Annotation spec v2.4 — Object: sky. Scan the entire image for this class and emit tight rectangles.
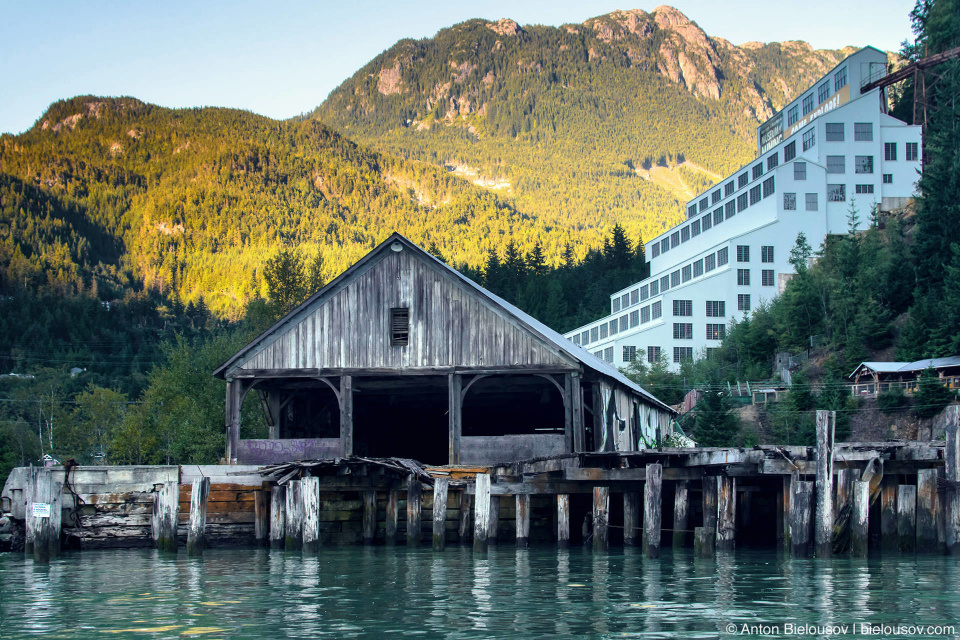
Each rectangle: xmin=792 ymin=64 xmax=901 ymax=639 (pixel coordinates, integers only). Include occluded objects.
xmin=0 ymin=0 xmax=917 ymax=135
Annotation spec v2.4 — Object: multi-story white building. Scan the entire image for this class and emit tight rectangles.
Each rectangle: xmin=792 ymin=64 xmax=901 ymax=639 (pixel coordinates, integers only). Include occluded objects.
xmin=565 ymin=47 xmax=922 ymax=371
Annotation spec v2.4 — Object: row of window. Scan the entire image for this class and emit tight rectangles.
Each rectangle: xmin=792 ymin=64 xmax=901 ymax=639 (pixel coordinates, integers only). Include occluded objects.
xmin=885 ymin=142 xmax=919 ymax=162
xmin=624 ymin=345 xmax=695 ymax=364
xmin=736 ymin=269 xmax=777 ymax=286
xmin=672 ymin=323 xmax=728 ymax=341
xmin=825 ymin=155 xmax=875 ymax=174
xmin=686 ymin=152 xmax=781 ymax=220
xmin=786 ymin=66 xmax=847 ymax=127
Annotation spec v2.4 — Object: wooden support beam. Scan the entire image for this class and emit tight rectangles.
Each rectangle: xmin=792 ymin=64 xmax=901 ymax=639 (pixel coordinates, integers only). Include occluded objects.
xmin=385 ymin=488 xmax=399 ymax=546
xmin=474 ymin=474 xmax=491 ymax=553
xmin=946 ymin=409 xmax=960 ymax=555
xmin=488 ymin=495 xmax=500 ymax=545
xmin=30 ymin=468 xmax=54 ymax=563
xmin=433 ymin=478 xmax=449 ymax=551
xmin=851 ymin=480 xmax=870 ymax=557
xmin=702 ymin=476 xmax=718 ymax=533
xmin=516 ymin=494 xmax=530 ymax=549
xmin=593 ymin=486 xmax=610 ymax=552
xmin=254 ymin=489 xmax=269 ymax=547
xmin=458 ymin=491 xmax=472 ymax=544
xmin=563 ymin=373 xmax=574 ymax=453
xmin=815 ymin=410 xmax=835 ymax=558
xmin=571 ymin=374 xmax=584 ymax=453
xmin=834 ymin=468 xmax=854 ymax=552
xmin=153 ymin=480 xmax=179 ymax=552
xmin=186 ymin=476 xmax=210 ymax=556
xmin=694 ymin=526 xmax=715 ymax=558
xmin=791 ymin=481 xmax=814 ymax=558
xmin=673 ymin=481 xmax=689 ymax=548
xmin=557 ymin=494 xmax=570 ymax=549
xmin=362 ymin=490 xmax=377 ymax=546
xmin=916 ymin=469 xmax=941 ymax=553
xmin=339 ymin=375 xmax=354 ymax=457
xmin=623 ymin=493 xmax=640 ymax=547
xmin=880 ymin=476 xmax=898 ymax=552
xmin=644 ymin=464 xmax=662 ymax=558
xmin=717 ymin=476 xmax=735 ymax=552
xmin=24 ymin=467 xmax=36 ymax=557
xmin=406 ymin=475 xmax=422 ymax=548
xmin=269 ymin=485 xmax=286 ymax=550
xmin=448 ymin=374 xmax=462 ymax=465
xmin=285 ymin=480 xmax=304 ymax=551
xmin=225 ymin=379 xmax=241 ymax=464
xmin=897 ymin=485 xmax=917 ymax=553
xmin=302 ymin=476 xmax=320 ymax=553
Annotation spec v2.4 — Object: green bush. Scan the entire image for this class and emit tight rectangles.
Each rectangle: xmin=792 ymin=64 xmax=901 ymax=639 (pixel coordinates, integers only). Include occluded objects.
xmin=877 ymin=386 xmax=907 ymax=414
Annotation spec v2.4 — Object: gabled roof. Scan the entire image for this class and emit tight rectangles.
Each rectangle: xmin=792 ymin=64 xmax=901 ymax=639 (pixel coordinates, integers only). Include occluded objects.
xmin=849 ymin=356 xmax=960 ymax=379
xmin=214 ymin=232 xmax=676 ymax=414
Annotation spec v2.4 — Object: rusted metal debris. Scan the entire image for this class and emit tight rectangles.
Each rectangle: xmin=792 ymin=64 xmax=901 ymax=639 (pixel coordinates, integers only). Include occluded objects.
xmin=257 ymin=457 xmax=435 ymax=486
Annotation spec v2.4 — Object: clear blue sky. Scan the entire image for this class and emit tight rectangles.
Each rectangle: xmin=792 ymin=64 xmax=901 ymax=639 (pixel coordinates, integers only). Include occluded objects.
xmin=0 ymin=0 xmax=916 ymax=135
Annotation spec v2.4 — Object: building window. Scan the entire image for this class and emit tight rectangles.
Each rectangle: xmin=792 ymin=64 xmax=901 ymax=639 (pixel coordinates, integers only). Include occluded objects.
xmin=693 ymin=259 xmax=704 ymax=277
xmin=827 ymin=184 xmax=846 ymax=202
xmin=621 ymin=293 xmax=630 ymax=308
xmin=673 ymin=299 xmax=693 ymax=316
xmin=661 ymin=275 xmax=670 ymax=291
xmin=681 ymin=225 xmax=691 ymax=242
xmin=752 ymin=163 xmax=763 ymax=180
xmin=650 ymin=280 xmax=659 ymax=296
xmin=805 ymin=193 xmax=819 ymax=211
xmin=737 ymin=193 xmax=749 ymax=212
xmin=581 ymin=330 xmax=589 ymax=344
xmin=631 ymin=289 xmax=639 ymax=305
xmin=706 ymin=347 xmax=719 ymax=360
xmin=682 ymin=265 xmax=692 ymax=282
xmin=619 ymin=315 xmax=628 ymax=332
xmin=855 ymin=156 xmax=874 ymax=174
xmin=390 ymin=308 xmax=410 ymax=346
xmin=834 ymin=66 xmax=847 ymax=92
xmin=714 ymin=207 xmax=724 ymax=226
xmin=855 ymin=184 xmax=875 ymax=194
xmin=711 ymin=189 xmax=721 ymax=204
xmin=854 ymin=122 xmax=873 ymax=141
xmin=671 ymin=270 xmax=681 ymax=287
xmin=640 ymin=285 xmax=649 ymax=301
xmin=594 ymin=350 xmax=603 ymax=358
xmin=761 ymin=269 xmax=775 ymax=286
xmin=671 ymin=231 xmax=680 ymax=248
xmin=885 ymin=142 xmax=897 ymax=161
xmin=827 ymin=155 xmax=845 ymax=174
xmin=706 ymin=300 xmax=725 ymax=317
xmin=802 ymin=129 xmax=816 ymax=151
xmin=697 ymin=198 xmax=707 ymax=212
xmin=630 ymin=310 xmax=639 ymax=327
xmin=738 ymin=294 xmax=751 ymax=311
xmin=705 ymin=254 xmax=716 ymax=272
xmin=661 ymin=238 xmax=670 ymax=255
xmin=604 ymin=347 xmax=614 ymax=363
xmin=706 ymin=324 xmax=726 ymax=340
xmin=737 ymin=245 xmax=750 ymax=262
xmin=763 ymin=177 xmax=775 ymax=198
xmin=818 ymin=82 xmax=831 ymax=103
xmin=717 ymin=247 xmax=729 ymax=266
xmin=724 ymin=181 xmax=735 ymax=197
xmin=906 ymin=142 xmax=919 ymax=161
xmin=802 ymin=93 xmax=814 ymax=115
xmin=767 ymin=153 xmax=779 ymax=171
xmin=647 ymin=346 xmax=661 ymax=364
xmin=691 ymin=219 xmax=701 ymax=238
xmin=623 ymin=345 xmax=637 ymax=362
xmin=572 ymin=335 xmax=580 ymax=346
xmin=687 ymin=204 xmax=698 ymax=219
xmin=737 ymin=269 xmax=751 ymax=286
xmin=784 ymin=141 xmax=796 ymax=161
xmin=787 ymin=105 xmax=799 ymax=126
xmin=738 ymin=173 xmax=749 ymax=189
xmin=761 ymin=246 xmax=774 ymax=263
xmin=883 ymin=174 xmax=893 ymax=184
xmin=794 ymin=162 xmax=807 ymax=180
xmin=612 ymin=298 xmax=621 ymax=313
xmin=750 ymin=185 xmax=761 ymax=205
xmin=674 ymin=346 xmax=693 ymax=363
xmin=701 ymin=212 xmax=713 ymax=232
xmin=591 ymin=327 xmax=599 ymax=342
xmin=825 ymin=123 xmax=844 ymax=141
xmin=651 ymin=301 xmax=662 ymax=319
xmin=641 ymin=306 xmax=651 ymax=323
xmin=600 ymin=324 xmax=608 ymax=339
xmin=784 ymin=192 xmax=797 ymax=210
xmin=651 ymin=243 xmax=660 ymax=258
xmin=673 ymin=322 xmax=693 ymax=339
xmin=725 ymin=201 xmax=736 ymax=218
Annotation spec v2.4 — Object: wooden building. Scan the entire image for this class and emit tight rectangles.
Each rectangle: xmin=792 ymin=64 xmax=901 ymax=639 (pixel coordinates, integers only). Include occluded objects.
xmin=214 ymin=233 xmax=676 ymax=466
xmin=849 ymin=356 xmax=960 ymax=396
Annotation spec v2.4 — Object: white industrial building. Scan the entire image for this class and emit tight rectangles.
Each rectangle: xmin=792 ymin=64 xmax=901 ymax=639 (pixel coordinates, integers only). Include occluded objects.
xmin=565 ymin=47 xmax=922 ymax=371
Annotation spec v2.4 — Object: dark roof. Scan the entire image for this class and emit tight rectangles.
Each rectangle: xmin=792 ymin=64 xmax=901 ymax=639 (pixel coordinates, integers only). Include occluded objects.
xmin=214 ymin=232 xmax=676 ymax=414
xmin=849 ymin=356 xmax=960 ymax=379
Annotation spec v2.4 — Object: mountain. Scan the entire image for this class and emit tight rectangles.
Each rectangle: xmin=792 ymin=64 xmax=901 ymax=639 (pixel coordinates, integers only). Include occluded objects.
xmin=313 ymin=6 xmax=854 ymax=243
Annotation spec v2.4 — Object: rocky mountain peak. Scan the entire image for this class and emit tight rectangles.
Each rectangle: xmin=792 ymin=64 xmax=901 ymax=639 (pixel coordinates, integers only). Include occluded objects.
xmin=487 ymin=18 xmax=522 ymax=37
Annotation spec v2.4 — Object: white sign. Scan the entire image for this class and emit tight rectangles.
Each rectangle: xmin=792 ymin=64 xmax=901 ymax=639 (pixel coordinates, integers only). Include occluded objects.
xmin=31 ymin=502 xmax=51 ymax=518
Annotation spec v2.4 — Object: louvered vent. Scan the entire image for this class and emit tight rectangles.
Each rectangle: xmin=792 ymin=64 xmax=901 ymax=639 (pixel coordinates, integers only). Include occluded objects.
xmin=390 ymin=307 xmax=409 ymax=346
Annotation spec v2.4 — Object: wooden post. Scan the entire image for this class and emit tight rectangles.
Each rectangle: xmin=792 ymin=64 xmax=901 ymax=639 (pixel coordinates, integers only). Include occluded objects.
xmin=458 ymin=490 xmax=471 ymax=544
xmin=515 ymin=493 xmax=530 ymax=548
xmin=31 ymin=468 xmax=53 ymax=563
xmin=302 ymin=476 xmax=320 ymax=553
xmin=339 ymin=375 xmax=354 ymax=457
xmin=834 ymin=468 xmax=854 ymax=552
xmin=269 ymin=485 xmax=286 ymax=550
xmin=563 ymin=374 xmax=574 ymax=453
xmin=694 ymin=526 xmax=715 ymax=558
xmin=593 ymin=486 xmax=610 ymax=552
xmin=815 ymin=410 xmax=835 ymax=558
xmin=48 ymin=477 xmax=62 ymax=559
xmin=254 ymin=488 xmax=270 ymax=547
xmin=851 ymin=480 xmax=870 ymax=557
xmin=474 ymin=474 xmax=491 ymax=553
xmin=285 ymin=480 xmax=304 ymax=551
xmin=488 ymin=495 xmax=500 ymax=545
xmin=946 ymin=410 xmax=960 ymax=555
xmin=644 ymin=464 xmax=662 ymax=558
xmin=385 ymin=488 xmax=399 ymax=546
xmin=362 ymin=490 xmax=377 ymax=546
xmin=433 ymin=478 xmax=449 ymax=551
xmin=897 ymin=485 xmax=917 ymax=553
xmin=673 ymin=481 xmax=689 ymax=548
xmin=557 ymin=494 xmax=570 ymax=549
xmin=702 ymin=476 xmax=718 ymax=533
xmin=153 ymin=480 xmax=179 ymax=553
xmin=225 ymin=379 xmax=241 ymax=464
xmin=407 ymin=475 xmax=422 ymax=547
xmin=781 ymin=473 xmax=796 ymax=551
xmin=880 ymin=476 xmax=898 ymax=552
xmin=791 ymin=481 xmax=814 ymax=558
xmin=623 ymin=493 xmax=640 ymax=547
xmin=448 ymin=374 xmax=462 ymax=465
xmin=917 ymin=469 xmax=941 ymax=553
xmin=24 ymin=467 xmax=36 ymax=557
xmin=717 ymin=476 xmax=735 ymax=552
xmin=571 ymin=374 xmax=583 ymax=453
xmin=186 ymin=476 xmax=210 ymax=556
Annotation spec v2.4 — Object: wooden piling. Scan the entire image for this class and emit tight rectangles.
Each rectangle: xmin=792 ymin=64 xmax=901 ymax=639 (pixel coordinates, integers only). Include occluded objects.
xmin=385 ymin=488 xmax=399 ymax=546
xmin=644 ymin=464 xmax=662 ymax=558
xmin=791 ymin=481 xmax=814 ymax=558
xmin=406 ymin=475 xmax=422 ymax=548
xmin=302 ymin=476 xmax=320 ymax=553
xmin=285 ymin=479 xmax=303 ymax=551
xmin=717 ymin=476 xmax=735 ymax=552
xmin=916 ymin=469 xmax=941 ymax=553
xmin=488 ymin=495 xmax=500 ymax=545
xmin=23 ymin=467 xmax=36 ymax=556
xmin=673 ymin=481 xmax=689 ymax=549
xmin=897 ymin=485 xmax=917 ymax=553
xmin=48 ymin=477 xmax=62 ymax=559
xmin=31 ymin=469 xmax=54 ymax=563
xmin=515 ymin=493 xmax=530 ymax=549
xmin=815 ymin=410 xmax=835 ymax=558
xmin=880 ymin=476 xmax=898 ymax=552
xmin=269 ymin=485 xmax=286 ymax=550
xmin=557 ymin=493 xmax=570 ymax=549
xmin=694 ymin=526 xmax=715 ymax=558
xmin=623 ymin=493 xmax=640 ymax=547
xmin=851 ymin=480 xmax=870 ymax=557
xmin=186 ymin=476 xmax=210 ymax=556
xmin=474 ymin=473 xmax=491 ymax=553
xmin=254 ymin=488 xmax=269 ymax=547
xmin=152 ymin=480 xmax=179 ymax=552
xmin=458 ymin=491 xmax=472 ymax=544
xmin=946 ymin=410 xmax=960 ymax=555
xmin=362 ymin=490 xmax=377 ymax=546
xmin=834 ymin=468 xmax=854 ymax=551
xmin=702 ymin=476 xmax=718 ymax=532
xmin=433 ymin=478 xmax=449 ymax=551
xmin=593 ymin=486 xmax=610 ymax=552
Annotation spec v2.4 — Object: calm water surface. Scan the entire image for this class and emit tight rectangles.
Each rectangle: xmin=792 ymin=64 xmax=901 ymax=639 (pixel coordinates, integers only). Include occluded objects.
xmin=2 ymin=547 xmax=959 ymax=639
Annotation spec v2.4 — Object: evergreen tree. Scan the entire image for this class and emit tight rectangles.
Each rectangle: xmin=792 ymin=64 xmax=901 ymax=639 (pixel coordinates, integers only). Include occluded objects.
xmin=914 ymin=367 xmax=955 ymax=419
xmin=692 ymin=390 xmax=740 ymax=447
xmin=526 ymin=241 xmax=547 ymax=275
xmin=263 ymin=248 xmax=307 ymax=318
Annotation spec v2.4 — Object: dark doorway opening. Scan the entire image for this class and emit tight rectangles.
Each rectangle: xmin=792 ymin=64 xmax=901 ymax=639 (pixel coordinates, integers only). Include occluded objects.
xmin=462 ymin=375 xmax=564 ymax=436
xmin=353 ymin=376 xmax=449 ymax=465
xmin=276 ymin=383 xmax=340 ymax=439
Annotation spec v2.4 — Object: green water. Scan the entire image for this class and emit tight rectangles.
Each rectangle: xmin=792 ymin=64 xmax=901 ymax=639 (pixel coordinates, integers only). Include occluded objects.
xmin=1 ymin=547 xmax=959 ymax=639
